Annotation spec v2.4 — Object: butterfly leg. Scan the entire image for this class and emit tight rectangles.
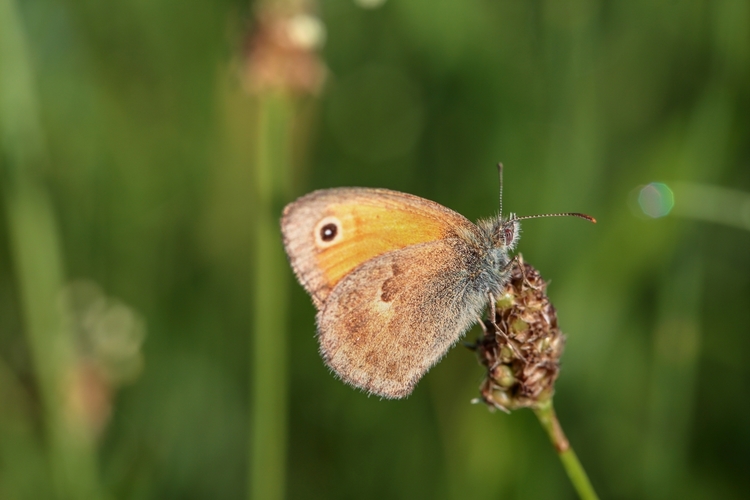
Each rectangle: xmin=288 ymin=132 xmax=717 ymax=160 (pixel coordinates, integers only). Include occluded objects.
xmin=499 ymin=255 xmax=521 ymax=288
xmin=462 ymin=316 xmax=487 ymax=351
xmin=514 ymin=254 xmax=528 ymax=284
xmin=500 ymin=253 xmax=522 ymax=277
xmin=487 ymin=291 xmax=526 ymax=361
xmin=507 ymin=254 xmax=542 ymax=290
xmin=477 ymin=316 xmax=488 ymax=334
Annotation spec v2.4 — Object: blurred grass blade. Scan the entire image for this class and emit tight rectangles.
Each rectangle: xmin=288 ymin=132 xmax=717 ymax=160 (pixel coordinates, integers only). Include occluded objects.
xmin=642 ymin=250 xmax=702 ymax=498
xmin=672 ymin=182 xmax=750 ymax=232
xmin=0 ymin=0 xmax=103 ymax=497
xmin=250 ymin=93 xmax=293 ymax=500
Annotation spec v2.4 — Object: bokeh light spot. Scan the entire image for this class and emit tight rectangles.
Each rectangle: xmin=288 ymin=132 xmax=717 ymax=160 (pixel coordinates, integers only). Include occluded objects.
xmin=638 ymin=182 xmax=674 ymax=218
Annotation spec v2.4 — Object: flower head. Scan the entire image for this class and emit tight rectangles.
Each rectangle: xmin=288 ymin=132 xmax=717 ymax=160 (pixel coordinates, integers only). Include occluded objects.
xmin=475 ymin=256 xmax=565 ymax=411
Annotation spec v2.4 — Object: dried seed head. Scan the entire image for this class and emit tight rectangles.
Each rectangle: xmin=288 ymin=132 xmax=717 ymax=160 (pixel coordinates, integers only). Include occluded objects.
xmin=476 ymin=256 xmax=565 ymax=411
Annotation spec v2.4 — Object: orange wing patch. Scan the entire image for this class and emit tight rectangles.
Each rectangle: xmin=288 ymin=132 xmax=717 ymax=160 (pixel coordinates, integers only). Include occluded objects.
xmin=315 ymin=203 xmax=452 ymax=291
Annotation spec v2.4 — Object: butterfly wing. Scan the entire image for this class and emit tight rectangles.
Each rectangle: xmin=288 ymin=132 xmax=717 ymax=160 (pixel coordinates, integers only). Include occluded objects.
xmin=281 ymin=188 xmax=475 ymax=307
xmin=317 ymin=239 xmax=487 ymax=398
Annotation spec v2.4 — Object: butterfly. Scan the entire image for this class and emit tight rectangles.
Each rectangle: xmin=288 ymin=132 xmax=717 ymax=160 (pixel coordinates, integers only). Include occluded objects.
xmin=281 ymin=165 xmax=594 ymax=398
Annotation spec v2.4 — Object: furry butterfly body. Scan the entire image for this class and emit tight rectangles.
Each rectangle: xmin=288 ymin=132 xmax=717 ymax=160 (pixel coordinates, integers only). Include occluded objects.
xmin=281 ymin=187 xmax=520 ymax=398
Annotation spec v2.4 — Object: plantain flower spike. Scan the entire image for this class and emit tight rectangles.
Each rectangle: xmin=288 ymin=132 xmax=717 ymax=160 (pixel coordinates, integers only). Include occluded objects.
xmin=475 ymin=255 xmax=565 ymax=412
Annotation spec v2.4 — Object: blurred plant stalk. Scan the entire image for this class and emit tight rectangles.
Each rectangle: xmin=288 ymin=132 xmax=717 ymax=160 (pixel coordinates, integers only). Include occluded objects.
xmin=0 ymin=0 xmax=103 ymax=497
xmin=642 ymin=251 xmax=702 ymax=498
xmin=672 ymin=182 xmax=750 ymax=232
xmin=244 ymin=2 xmax=325 ymax=500
xmin=250 ymin=93 xmax=291 ymax=500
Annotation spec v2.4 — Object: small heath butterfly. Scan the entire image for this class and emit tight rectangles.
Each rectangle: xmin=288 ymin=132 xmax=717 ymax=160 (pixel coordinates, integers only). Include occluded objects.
xmin=281 ymin=165 xmax=594 ymax=398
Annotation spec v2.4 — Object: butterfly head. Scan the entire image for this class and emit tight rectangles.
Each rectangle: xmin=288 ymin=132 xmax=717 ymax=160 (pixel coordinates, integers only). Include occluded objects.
xmin=492 ymin=215 xmax=521 ymax=252
xmin=485 ymin=162 xmax=594 ymax=255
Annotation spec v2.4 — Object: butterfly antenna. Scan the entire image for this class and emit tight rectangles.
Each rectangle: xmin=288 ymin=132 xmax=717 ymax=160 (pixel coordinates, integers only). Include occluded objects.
xmin=511 ymin=212 xmax=597 ymax=223
xmin=495 ymin=163 xmax=596 ymax=224
xmin=497 ymin=162 xmax=504 ymax=219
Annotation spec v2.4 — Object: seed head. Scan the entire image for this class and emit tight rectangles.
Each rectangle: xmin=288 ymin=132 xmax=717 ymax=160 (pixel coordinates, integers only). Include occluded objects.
xmin=243 ymin=7 xmax=327 ymax=95
xmin=475 ymin=256 xmax=565 ymax=411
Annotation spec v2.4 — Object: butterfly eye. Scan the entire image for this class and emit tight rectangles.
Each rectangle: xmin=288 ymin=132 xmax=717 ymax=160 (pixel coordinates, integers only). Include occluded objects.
xmin=320 ymin=223 xmax=338 ymax=242
xmin=503 ymin=226 xmax=514 ymax=246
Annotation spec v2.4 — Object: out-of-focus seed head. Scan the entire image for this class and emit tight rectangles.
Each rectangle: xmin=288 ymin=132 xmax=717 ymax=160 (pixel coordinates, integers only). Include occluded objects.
xmin=475 ymin=256 xmax=565 ymax=412
xmin=243 ymin=6 xmax=327 ymax=95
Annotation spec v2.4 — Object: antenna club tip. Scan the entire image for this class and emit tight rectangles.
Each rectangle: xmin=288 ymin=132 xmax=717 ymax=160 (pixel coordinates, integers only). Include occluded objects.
xmin=571 ymin=213 xmax=596 ymax=223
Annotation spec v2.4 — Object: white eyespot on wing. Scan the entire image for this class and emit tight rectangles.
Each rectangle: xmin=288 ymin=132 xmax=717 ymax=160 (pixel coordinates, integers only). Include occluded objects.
xmin=314 ymin=215 xmax=344 ymax=249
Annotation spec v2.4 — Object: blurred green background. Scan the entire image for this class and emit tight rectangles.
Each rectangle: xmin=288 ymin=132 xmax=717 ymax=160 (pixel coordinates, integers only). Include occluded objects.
xmin=2 ymin=0 xmax=749 ymax=499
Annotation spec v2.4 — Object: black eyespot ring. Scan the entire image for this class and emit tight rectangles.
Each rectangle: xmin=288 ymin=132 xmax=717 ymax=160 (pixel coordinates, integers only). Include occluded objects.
xmin=320 ymin=223 xmax=338 ymax=242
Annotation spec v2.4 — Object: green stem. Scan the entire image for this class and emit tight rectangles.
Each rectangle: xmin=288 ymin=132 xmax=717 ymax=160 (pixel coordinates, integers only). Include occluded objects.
xmin=0 ymin=0 xmax=103 ymax=498
xmin=249 ymin=92 xmax=293 ymax=500
xmin=534 ymin=401 xmax=599 ymax=500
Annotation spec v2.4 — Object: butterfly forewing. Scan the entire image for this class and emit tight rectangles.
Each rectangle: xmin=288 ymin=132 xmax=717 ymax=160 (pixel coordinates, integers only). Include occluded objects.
xmin=281 ymin=188 xmax=474 ymax=306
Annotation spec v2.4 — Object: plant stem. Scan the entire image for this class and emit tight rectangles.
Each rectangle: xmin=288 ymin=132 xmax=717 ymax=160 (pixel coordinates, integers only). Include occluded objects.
xmin=0 ymin=0 xmax=103 ymax=498
xmin=534 ymin=400 xmax=599 ymax=500
xmin=249 ymin=92 xmax=293 ymax=500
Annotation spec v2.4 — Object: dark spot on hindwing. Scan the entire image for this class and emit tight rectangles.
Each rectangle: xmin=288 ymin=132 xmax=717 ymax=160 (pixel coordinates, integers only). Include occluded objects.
xmin=380 ymin=262 xmax=402 ymax=302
